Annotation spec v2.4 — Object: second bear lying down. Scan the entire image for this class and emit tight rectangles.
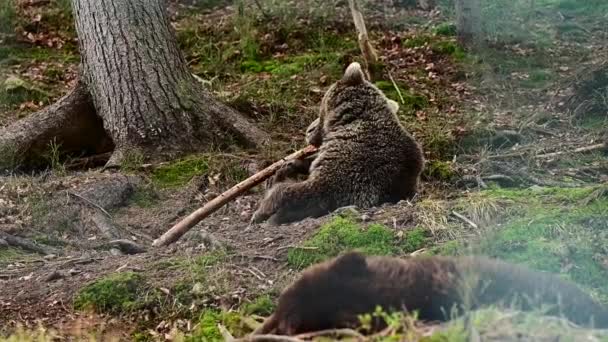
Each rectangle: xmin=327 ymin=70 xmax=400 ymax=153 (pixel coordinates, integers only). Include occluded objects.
xmin=255 ymin=251 xmax=608 ymax=335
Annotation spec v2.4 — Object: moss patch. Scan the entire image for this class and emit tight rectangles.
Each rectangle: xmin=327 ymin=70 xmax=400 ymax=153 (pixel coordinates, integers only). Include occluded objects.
xmin=287 ymin=217 xmax=429 ymax=269
xmin=73 ymin=272 xmax=149 ymax=314
xmin=242 ymin=295 xmax=275 ymax=316
xmin=431 ymin=41 xmax=467 ymax=60
xmin=0 ymin=247 xmax=30 ymax=264
xmin=151 ymin=156 xmax=209 ymax=188
xmin=186 ymin=310 xmax=245 ymax=341
xmin=433 ymin=22 xmax=457 ymax=37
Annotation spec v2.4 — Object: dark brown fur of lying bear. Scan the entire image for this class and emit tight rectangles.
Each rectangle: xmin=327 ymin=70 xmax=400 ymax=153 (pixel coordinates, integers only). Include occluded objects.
xmin=255 ymin=251 xmax=608 ymax=335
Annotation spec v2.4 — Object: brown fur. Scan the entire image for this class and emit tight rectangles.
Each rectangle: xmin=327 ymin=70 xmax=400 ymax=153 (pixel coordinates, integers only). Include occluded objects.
xmin=265 ymin=118 xmax=322 ymax=190
xmin=256 ymin=252 xmax=608 ymax=335
xmin=252 ymin=62 xmax=425 ymax=225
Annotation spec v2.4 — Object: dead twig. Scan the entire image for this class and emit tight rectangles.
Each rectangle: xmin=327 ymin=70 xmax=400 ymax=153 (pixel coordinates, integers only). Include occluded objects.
xmin=219 ymin=324 xmax=236 ymax=342
xmin=235 ymin=335 xmax=305 ymax=342
xmin=67 ymin=191 xmax=111 ymax=218
xmin=152 ymin=146 xmax=318 ymax=247
xmin=295 ymin=329 xmax=366 ymax=340
xmin=236 ymin=254 xmax=279 ymax=262
xmin=245 ymin=267 xmax=264 ymax=281
xmin=276 ymin=245 xmax=319 ymax=252
xmin=451 ymin=211 xmax=478 ymax=230
xmin=536 ymin=143 xmax=606 ymax=159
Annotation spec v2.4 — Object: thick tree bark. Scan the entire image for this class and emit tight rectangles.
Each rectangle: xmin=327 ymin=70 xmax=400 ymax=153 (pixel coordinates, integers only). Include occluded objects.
xmin=73 ymin=0 xmax=267 ymax=165
xmin=0 ymin=0 xmax=268 ymax=171
xmin=455 ymin=0 xmax=482 ymax=48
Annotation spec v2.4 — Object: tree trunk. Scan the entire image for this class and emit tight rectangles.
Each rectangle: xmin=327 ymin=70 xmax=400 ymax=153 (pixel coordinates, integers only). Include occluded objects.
xmin=455 ymin=0 xmax=482 ymax=48
xmin=0 ymin=0 xmax=268 ymax=171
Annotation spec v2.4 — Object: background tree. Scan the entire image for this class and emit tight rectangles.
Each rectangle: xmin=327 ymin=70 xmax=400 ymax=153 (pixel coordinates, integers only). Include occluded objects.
xmin=0 ymin=0 xmax=268 ymax=170
xmin=455 ymin=0 xmax=482 ymax=48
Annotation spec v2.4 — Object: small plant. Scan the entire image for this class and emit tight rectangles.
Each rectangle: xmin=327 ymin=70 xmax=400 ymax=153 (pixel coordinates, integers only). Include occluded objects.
xmin=120 ymin=150 xmax=145 ymax=171
xmin=0 ymin=142 xmax=21 ymax=172
xmin=424 ymin=160 xmax=456 ymax=182
xmin=45 ymin=138 xmax=66 ymax=174
xmin=242 ymin=295 xmax=275 ymax=316
xmin=73 ymin=272 xmax=147 ymax=314
xmin=434 ymin=22 xmax=457 ymax=36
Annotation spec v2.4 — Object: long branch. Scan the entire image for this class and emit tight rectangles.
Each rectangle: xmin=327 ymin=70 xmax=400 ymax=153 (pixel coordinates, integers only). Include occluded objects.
xmin=152 ymin=145 xmax=318 ymax=247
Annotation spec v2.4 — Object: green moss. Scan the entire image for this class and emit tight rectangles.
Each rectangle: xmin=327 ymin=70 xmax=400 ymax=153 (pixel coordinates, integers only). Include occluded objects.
xmin=73 ymin=272 xmax=147 ymax=314
xmin=433 ymin=23 xmax=457 ymax=37
xmin=424 ymin=160 xmax=456 ymax=181
xmin=242 ymin=295 xmax=275 ymax=316
xmin=431 ymin=41 xmax=467 ymax=60
xmin=240 ymin=52 xmax=343 ymax=77
xmin=151 ymin=156 xmax=209 ymax=188
xmin=287 ymin=217 xmax=430 ymax=269
xmin=186 ymin=310 xmax=244 ymax=341
xmin=287 ymin=217 xmax=396 ymax=269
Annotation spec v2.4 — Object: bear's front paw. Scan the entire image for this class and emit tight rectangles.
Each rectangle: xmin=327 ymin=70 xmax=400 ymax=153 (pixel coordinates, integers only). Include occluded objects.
xmin=250 ymin=208 xmax=271 ymax=224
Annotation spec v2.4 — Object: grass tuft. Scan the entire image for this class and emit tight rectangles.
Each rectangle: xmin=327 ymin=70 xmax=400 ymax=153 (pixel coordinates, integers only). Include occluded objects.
xmin=73 ymin=272 xmax=148 ymax=315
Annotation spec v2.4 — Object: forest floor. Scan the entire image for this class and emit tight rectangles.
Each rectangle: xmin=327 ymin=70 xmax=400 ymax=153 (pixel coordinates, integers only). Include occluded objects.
xmin=1 ymin=0 xmax=608 ymax=341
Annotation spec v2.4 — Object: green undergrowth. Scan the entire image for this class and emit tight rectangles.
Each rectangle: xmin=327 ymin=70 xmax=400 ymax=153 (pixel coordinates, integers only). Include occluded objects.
xmin=73 ymin=272 xmax=155 ymax=315
xmin=423 ymin=160 xmax=457 ymax=182
xmin=374 ymin=80 xmax=429 ymax=112
xmin=150 ymin=154 xmax=248 ymax=188
xmin=456 ymin=185 xmax=608 ymax=303
xmin=152 ymin=157 xmax=209 ymax=188
xmin=184 ymin=294 xmax=276 ymax=341
xmin=0 ymin=247 xmax=31 ymax=265
xmin=287 ymin=216 xmax=429 ymax=269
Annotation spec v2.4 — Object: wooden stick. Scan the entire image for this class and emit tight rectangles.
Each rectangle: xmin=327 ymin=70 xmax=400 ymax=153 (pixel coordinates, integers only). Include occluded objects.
xmin=152 ymin=145 xmax=318 ymax=247
xmin=536 ymin=143 xmax=606 ymax=159
xmin=348 ymin=0 xmax=379 ymax=81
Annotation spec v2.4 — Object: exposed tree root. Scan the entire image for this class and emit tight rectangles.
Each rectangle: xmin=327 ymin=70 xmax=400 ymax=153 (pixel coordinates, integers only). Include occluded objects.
xmin=0 ymin=231 xmax=57 ymax=255
xmin=0 ymin=80 xmax=113 ymax=171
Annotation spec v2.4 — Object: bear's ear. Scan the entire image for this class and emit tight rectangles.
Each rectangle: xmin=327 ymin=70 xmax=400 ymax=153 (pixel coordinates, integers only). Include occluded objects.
xmin=330 ymin=251 xmax=368 ymax=277
xmin=387 ymin=99 xmax=400 ymax=114
xmin=341 ymin=62 xmax=365 ymax=86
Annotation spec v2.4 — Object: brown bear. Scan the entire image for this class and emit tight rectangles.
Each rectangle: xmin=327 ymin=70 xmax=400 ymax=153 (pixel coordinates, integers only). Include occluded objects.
xmin=255 ymin=251 xmax=608 ymax=335
xmin=252 ymin=62 xmax=425 ymax=225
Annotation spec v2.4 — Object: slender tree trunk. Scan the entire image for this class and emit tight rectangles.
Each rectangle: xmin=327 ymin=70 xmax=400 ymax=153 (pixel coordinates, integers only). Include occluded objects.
xmin=0 ymin=0 xmax=268 ymax=171
xmin=455 ymin=0 xmax=482 ymax=48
